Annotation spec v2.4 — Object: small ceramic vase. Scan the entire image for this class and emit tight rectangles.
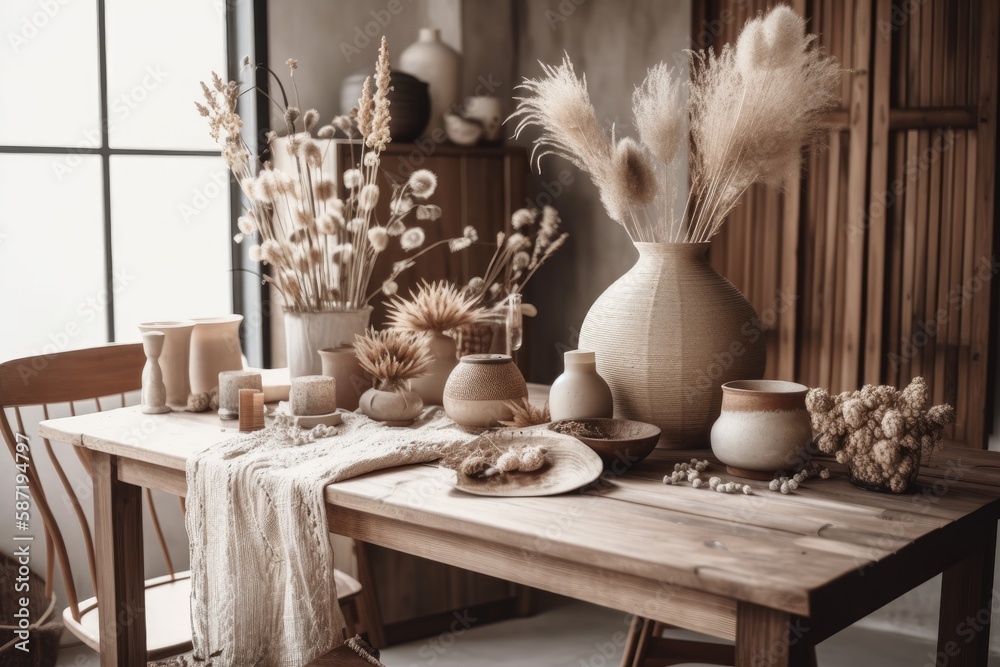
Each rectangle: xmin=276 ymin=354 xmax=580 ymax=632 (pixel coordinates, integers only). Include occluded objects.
xmin=189 ymin=315 xmax=244 ymax=396
xmin=319 ymin=344 xmax=366 ymax=412
xmin=549 ymin=350 xmax=614 ymax=421
xmin=710 ymin=380 xmax=813 ymax=479
xmin=443 ymin=354 xmax=528 ymax=428
xmin=138 ymin=320 xmax=193 ymax=408
xmin=410 ymin=332 xmax=458 ymax=406
xmin=359 ymin=382 xmax=423 ymax=426
xmin=140 ymin=332 xmax=170 ymax=414
xmin=463 ymin=96 xmax=503 ymax=142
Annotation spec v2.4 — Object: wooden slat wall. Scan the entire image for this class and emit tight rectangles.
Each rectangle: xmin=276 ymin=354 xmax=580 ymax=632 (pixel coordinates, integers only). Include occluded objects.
xmin=699 ymin=0 xmax=999 ymax=448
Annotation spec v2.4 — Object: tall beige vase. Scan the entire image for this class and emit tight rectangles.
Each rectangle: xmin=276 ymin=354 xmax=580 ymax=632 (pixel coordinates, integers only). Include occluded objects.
xmin=578 ymin=243 xmax=766 ymax=448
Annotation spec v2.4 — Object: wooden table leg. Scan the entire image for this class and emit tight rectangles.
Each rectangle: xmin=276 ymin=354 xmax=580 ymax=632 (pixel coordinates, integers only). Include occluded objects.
xmin=936 ymin=521 xmax=997 ymax=667
xmin=93 ymin=452 xmax=146 ymax=667
xmin=735 ymin=602 xmax=815 ymax=667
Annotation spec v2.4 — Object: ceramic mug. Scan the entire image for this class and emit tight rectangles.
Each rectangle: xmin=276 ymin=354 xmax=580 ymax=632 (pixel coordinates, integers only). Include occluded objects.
xmin=710 ymin=379 xmax=813 ymax=477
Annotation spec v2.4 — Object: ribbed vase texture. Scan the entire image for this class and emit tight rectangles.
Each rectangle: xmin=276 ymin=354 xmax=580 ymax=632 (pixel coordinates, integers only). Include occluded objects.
xmin=578 ymin=243 xmax=766 ymax=448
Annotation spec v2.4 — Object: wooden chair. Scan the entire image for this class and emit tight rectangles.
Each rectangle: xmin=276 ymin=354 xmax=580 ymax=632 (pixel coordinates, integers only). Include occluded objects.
xmin=0 ymin=344 xmax=371 ymax=661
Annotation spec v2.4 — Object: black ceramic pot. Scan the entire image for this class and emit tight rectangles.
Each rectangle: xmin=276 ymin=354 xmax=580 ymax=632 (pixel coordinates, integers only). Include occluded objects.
xmin=340 ymin=71 xmax=430 ymax=143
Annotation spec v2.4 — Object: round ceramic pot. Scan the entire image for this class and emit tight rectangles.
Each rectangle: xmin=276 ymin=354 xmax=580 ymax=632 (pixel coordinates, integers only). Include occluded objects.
xmin=285 ymin=307 xmax=372 ymax=379
xmin=549 ymin=350 xmax=614 ymax=421
xmin=138 ymin=320 xmax=194 ymax=408
xmin=710 ymin=380 xmax=813 ymax=478
xmin=189 ymin=315 xmax=244 ymax=396
xmin=410 ymin=332 xmax=458 ymax=407
xmin=443 ymin=354 xmax=528 ymax=428
xmin=340 ymin=72 xmax=430 ymax=142
xmin=578 ymin=243 xmax=766 ymax=448
xmin=359 ymin=385 xmax=423 ymax=426
xmin=319 ymin=344 xmax=366 ymax=412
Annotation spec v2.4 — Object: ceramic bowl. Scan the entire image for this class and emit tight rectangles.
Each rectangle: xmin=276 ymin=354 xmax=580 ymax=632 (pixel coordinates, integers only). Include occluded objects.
xmin=710 ymin=379 xmax=813 ymax=479
xmin=548 ymin=418 xmax=660 ymax=471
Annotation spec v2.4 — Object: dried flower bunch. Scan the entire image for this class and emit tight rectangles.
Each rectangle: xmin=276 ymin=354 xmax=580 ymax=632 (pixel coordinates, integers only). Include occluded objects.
xmin=385 ymin=280 xmax=486 ymax=334
xmin=196 ymin=38 xmax=473 ymax=313
xmin=511 ymin=5 xmax=841 ymax=243
xmin=806 ymin=377 xmax=955 ymax=492
xmin=498 ymin=399 xmax=551 ymax=428
xmin=439 ymin=433 xmax=547 ymax=478
xmin=353 ymin=327 xmax=432 ymax=389
xmin=466 ymin=206 xmax=568 ymax=308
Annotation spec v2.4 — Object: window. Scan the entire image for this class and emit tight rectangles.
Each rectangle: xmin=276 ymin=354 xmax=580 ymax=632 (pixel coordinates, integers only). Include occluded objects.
xmin=0 ymin=0 xmax=257 ymax=360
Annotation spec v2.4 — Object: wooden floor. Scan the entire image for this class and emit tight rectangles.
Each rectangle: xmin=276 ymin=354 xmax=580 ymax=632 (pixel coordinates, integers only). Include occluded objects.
xmin=58 ymin=598 xmax=1000 ymax=666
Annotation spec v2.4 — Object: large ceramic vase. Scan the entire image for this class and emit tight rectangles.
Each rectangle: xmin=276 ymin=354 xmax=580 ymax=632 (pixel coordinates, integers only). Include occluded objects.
xmin=285 ymin=307 xmax=372 ymax=379
xmin=400 ymin=28 xmax=460 ymax=135
xmin=577 ymin=243 xmax=766 ymax=448
xmin=410 ymin=332 xmax=458 ymax=406
xmin=189 ymin=315 xmax=244 ymax=395
xmin=138 ymin=320 xmax=194 ymax=409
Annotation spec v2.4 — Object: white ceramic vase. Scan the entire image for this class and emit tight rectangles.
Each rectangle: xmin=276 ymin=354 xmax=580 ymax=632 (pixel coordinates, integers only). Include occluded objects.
xmin=138 ymin=320 xmax=194 ymax=408
xmin=359 ymin=384 xmax=423 ymax=425
xmin=285 ymin=307 xmax=372 ymax=379
xmin=410 ymin=332 xmax=458 ymax=406
xmin=189 ymin=315 xmax=244 ymax=396
xmin=400 ymin=28 xmax=460 ymax=135
xmin=549 ymin=349 xmax=614 ymax=421
xmin=578 ymin=243 xmax=766 ymax=448
xmin=711 ymin=380 xmax=813 ymax=476
xmin=140 ymin=332 xmax=170 ymax=414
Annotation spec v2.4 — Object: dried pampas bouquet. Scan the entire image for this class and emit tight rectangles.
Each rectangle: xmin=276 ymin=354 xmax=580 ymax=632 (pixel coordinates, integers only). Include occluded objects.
xmin=385 ymin=280 xmax=486 ymax=335
xmin=354 ymin=327 xmax=432 ymax=390
xmin=510 ymin=5 xmax=841 ymax=243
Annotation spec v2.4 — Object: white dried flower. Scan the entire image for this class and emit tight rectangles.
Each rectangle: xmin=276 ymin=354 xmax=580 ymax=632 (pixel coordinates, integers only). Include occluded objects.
xmin=407 ymin=169 xmax=437 ymax=199
xmin=400 ymin=227 xmax=426 ymax=251
xmin=692 ymin=478 xmax=704 ymax=488
xmin=347 ymin=218 xmax=365 ymax=234
xmin=363 ymin=152 xmax=379 ymax=167
xmin=468 ymin=276 xmax=485 ymax=291
xmin=512 ymin=251 xmax=530 ymax=272
xmin=248 ymin=245 xmax=262 ymax=262
xmin=358 ymin=184 xmax=379 ymax=211
xmin=416 ymin=204 xmax=442 ymax=221
xmin=449 ymin=237 xmax=472 ymax=252
xmin=391 ymin=196 xmax=414 ymax=217
xmin=511 ymin=208 xmax=535 ymax=230
xmin=633 ymin=63 xmax=684 ymax=166
xmin=382 ymin=280 xmax=398 ymax=296
xmin=303 ymin=109 xmax=320 ymax=131
xmin=367 ymin=226 xmax=389 ymax=252
xmin=285 ymin=58 xmax=298 ymax=70
xmin=463 ymin=225 xmax=478 ymax=241
xmin=386 ymin=219 xmax=406 ymax=236
xmin=742 ymin=485 xmax=753 ymax=495
xmin=317 ymin=125 xmax=336 ymax=139
xmin=237 ymin=215 xmax=256 ymax=236
xmin=343 ymin=168 xmax=362 ymax=189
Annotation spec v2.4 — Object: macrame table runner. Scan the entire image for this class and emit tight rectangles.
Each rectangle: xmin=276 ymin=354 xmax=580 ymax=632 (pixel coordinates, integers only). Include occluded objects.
xmin=183 ymin=408 xmax=473 ymax=666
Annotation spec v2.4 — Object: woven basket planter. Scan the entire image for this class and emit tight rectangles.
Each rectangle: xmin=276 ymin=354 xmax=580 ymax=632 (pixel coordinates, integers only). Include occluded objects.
xmin=578 ymin=242 xmax=766 ymax=448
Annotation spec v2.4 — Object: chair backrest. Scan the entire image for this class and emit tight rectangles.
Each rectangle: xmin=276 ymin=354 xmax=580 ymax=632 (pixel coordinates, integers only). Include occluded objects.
xmin=0 ymin=343 xmax=180 ymax=623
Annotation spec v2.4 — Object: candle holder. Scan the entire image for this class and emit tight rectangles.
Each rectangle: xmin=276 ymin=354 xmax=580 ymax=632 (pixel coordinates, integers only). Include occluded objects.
xmin=219 ymin=370 xmax=263 ymax=420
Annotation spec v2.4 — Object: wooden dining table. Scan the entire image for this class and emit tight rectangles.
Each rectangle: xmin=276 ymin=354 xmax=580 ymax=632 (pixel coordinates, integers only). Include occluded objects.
xmin=39 ymin=386 xmax=1000 ymax=667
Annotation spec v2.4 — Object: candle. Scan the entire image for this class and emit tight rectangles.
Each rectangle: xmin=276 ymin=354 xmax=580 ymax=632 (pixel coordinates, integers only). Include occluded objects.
xmin=290 ymin=375 xmax=338 ymax=416
xmin=218 ymin=370 xmax=263 ymax=420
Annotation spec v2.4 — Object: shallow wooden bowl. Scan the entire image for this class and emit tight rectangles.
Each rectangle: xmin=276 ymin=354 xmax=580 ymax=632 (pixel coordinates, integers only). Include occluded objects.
xmin=548 ymin=418 xmax=660 ymax=470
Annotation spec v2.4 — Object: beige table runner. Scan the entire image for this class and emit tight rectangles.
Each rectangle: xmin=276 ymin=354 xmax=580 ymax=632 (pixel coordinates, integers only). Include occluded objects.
xmin=183 ymin=408 xmax=473 ymax=666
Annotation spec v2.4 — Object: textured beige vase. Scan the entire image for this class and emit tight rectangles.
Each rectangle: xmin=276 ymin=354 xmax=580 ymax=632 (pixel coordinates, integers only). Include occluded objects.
xmin=578 ymin=243 xmax=766 ymax=448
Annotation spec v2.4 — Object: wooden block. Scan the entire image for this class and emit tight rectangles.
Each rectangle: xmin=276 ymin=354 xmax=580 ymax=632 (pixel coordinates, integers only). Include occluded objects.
xmin=239 ymin=389 xmax=265 ymax=432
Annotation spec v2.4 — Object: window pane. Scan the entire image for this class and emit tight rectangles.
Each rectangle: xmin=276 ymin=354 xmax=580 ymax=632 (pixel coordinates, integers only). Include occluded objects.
xmin=110 ymin=156 xmax=232 ymax=341
xmin=0 ymin=0 xmax=101 ymax=147
xmin=105 ymin=1 xmax=226 ymax=150
xmin=0 ymin=155 xmax=107 ymax=359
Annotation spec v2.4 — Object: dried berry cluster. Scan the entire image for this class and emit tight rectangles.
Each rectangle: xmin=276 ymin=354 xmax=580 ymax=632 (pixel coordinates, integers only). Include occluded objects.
xmin=806 ymin=377 xmax=955 ymax=493
xmin=661 ymin=459 xmax=753 ymax=495
xmin=767 ymin=462 xmax=828 ymax=494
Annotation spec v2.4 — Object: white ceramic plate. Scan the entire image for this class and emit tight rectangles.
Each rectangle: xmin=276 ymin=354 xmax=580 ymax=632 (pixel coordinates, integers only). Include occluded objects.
xmin=443 ymin=430 xmax=604 ymax=497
